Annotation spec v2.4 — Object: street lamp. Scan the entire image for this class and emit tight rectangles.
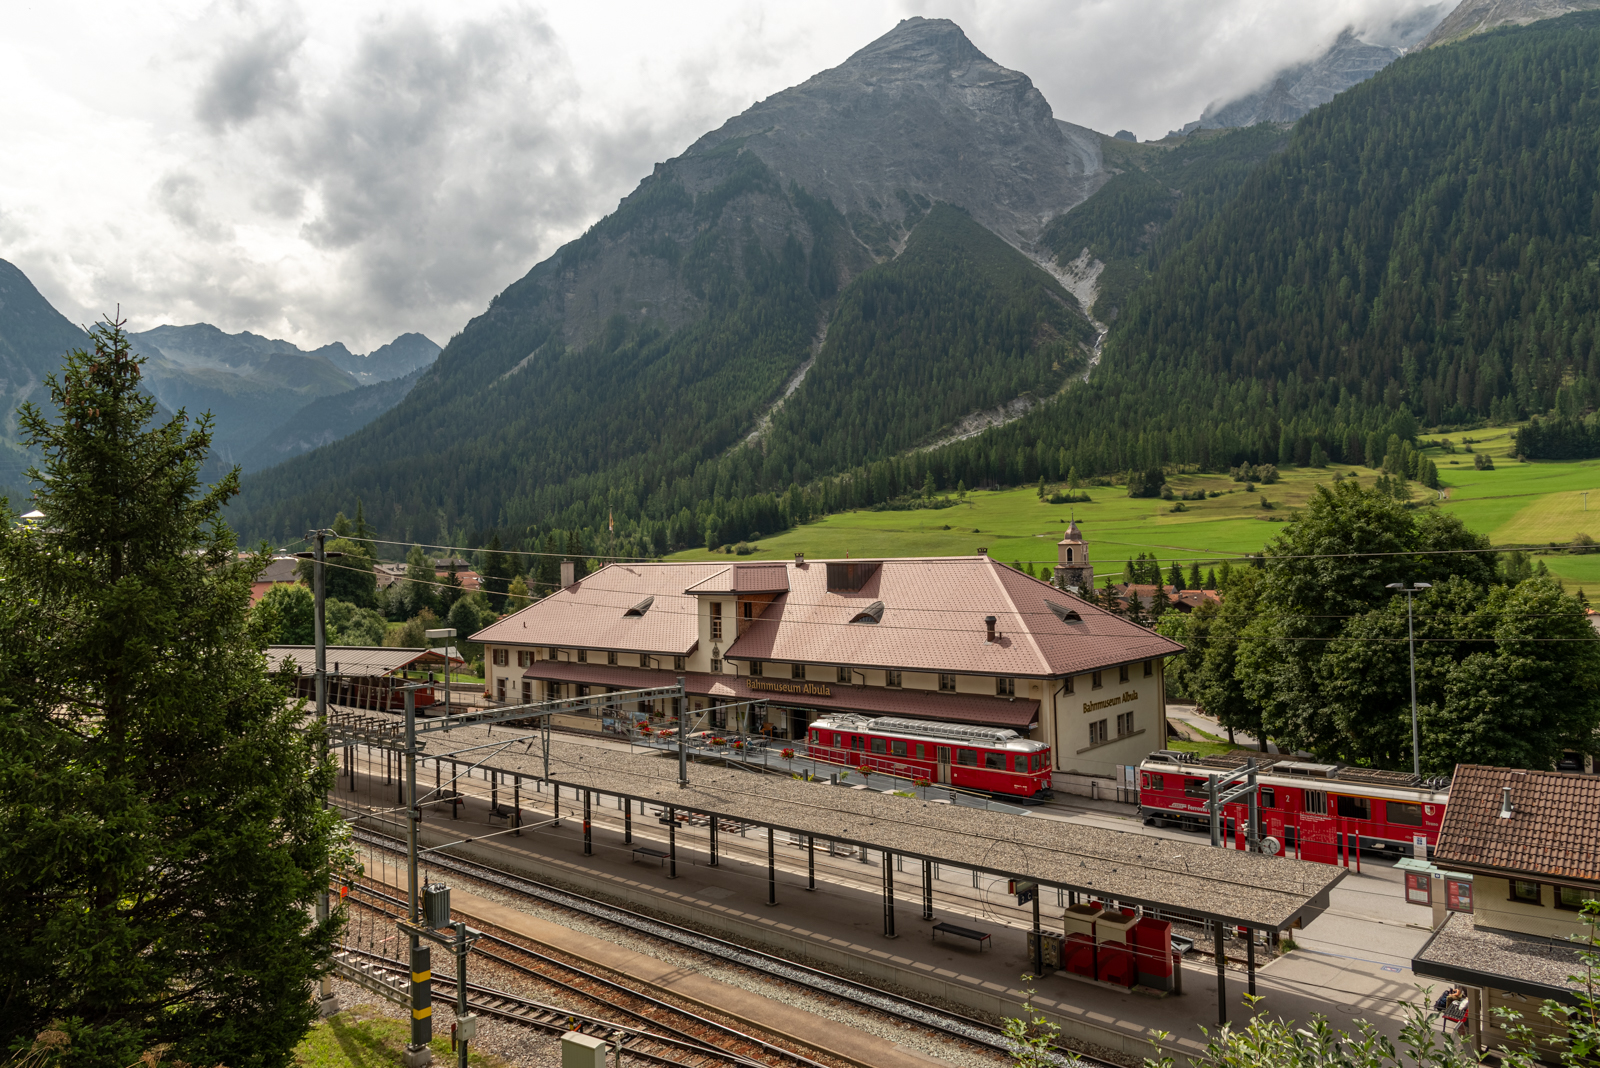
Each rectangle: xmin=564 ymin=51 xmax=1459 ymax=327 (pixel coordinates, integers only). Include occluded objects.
xmin=1386 ymin=581 xmax=1432 ymax=777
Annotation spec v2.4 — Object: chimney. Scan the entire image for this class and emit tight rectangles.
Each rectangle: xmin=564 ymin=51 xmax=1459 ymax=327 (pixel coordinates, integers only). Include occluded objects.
xmin=1498 ymin=786 xmax=1515 ymax=819
xmin=560 ymin=559 xmax=575 ymax=588
xmin=984 ymin=615 xmax=997 ymax=643
xmin=795 ymin=551 xmax=805 ymax=565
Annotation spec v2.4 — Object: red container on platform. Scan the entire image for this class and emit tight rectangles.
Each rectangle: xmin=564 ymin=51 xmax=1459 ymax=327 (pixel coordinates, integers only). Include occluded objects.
xmin=1131 ymin=917 xmax=1174 ymax=990
xmin=1063 ymin=933 xmax=1097 ymax=978
xmin=1096 ymin=943 xmax=1135 ymax=987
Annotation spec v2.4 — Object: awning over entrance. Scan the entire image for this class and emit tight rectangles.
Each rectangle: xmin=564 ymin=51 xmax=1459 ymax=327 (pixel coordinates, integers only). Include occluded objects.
xmin=523 ymin=662 xmax=1039 ymax=730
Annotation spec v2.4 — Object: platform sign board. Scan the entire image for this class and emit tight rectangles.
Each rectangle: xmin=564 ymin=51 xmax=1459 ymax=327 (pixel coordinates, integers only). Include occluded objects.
xmin=1009 ymin=879 xmax=1038 ymax=906
xmin=1446 ymin=878 xmax=1473 ymax=914
xmin=1404 ymin=871 xmax=1432 ymax=906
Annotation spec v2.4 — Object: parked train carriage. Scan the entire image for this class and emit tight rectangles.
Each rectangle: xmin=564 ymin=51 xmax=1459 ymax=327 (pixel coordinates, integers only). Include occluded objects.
xmin=805 ymin=713 xmax=1052 ymax=799
xmin=1136 ymin=751 xmax=1450 ymax=859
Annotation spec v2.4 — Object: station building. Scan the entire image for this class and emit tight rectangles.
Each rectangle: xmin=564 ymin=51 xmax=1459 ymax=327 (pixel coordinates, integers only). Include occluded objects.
xmin=472 ymin=549 xmax=1182 ymax=782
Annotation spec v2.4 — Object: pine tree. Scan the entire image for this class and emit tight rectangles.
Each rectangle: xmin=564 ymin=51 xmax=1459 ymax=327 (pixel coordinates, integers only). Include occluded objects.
xmin=482 ymin=531 xmax=511 ymax=611
xmin=1188 ymin=561 xmax=1203 ymax=589
xmin=1167 ymin=560 xmax=1184 ymax=591
xmin=1205 ymin=567 xmax=1217 ymax=590
xmin=0 ymin=318 xmax=340 ymax=1066
xmin=565 ymin=529 xmax=589 ymax=582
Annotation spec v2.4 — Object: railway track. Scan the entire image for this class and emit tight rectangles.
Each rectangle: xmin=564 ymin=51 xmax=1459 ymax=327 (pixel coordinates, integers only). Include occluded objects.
xmin=350 ymin=826 xmax=1114 ymax=1068
xmin=344 ymin=886 xmax=836 ymax=1068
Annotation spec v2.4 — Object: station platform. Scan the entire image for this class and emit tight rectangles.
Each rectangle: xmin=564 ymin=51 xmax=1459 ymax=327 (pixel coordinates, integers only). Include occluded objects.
xmin=334 ymin=747 xmax=1433 ymax=1062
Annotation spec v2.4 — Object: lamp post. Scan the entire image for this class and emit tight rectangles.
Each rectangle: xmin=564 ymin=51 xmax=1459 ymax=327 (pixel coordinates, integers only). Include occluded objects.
xmin=425 ymin=627 xmax=457 ymax=716
xmin=1386 ymin=581 xmax=1432 ymax=777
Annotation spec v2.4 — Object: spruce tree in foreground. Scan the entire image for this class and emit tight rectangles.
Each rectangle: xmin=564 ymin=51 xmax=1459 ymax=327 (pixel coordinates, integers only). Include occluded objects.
xmin=0 ymin=318 xmax=341 ymax=1067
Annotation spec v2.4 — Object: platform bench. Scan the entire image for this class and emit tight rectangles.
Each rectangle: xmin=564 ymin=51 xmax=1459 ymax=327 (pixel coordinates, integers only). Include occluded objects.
xmin=932 ymin=922 xmax=991 ymax=951
xmin=631 ymin=846 xmax=670 ymax=866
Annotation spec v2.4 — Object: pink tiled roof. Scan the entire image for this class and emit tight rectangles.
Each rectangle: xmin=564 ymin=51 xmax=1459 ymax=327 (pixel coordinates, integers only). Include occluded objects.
xmin=727 ymin=556 xmax=1181 ymax=677
xmin=1432 ymin=765 xmax=1600 ymax=883
xmin=472 ymin=562 xmax=725 ymax=654
xmin=525 ymin=660 xmax=1038 ymax=728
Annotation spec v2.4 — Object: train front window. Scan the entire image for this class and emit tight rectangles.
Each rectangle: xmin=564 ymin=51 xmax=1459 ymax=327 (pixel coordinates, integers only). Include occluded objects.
xmin=870 ymin=738 xmax=886 ymax=754
xmin=891 ymin=740 xmax=907 ymax=757
xmin=1336 ymin=795 xmax=1371 ymax=820
xmin=1144 ymin=772 xmax=1164 ymax=791
xmin=1387 ymin=801 xmax=1423 ymax=825
xmin=984 ymin=752 xmax=1006 ymax=769
xmin=957 ymin=749 xmax=978 ymax=766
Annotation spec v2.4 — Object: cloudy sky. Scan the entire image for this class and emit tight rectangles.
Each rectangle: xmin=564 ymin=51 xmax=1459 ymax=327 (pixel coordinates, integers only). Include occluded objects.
xmin=1 ymin=0 xmax=1451 ymax=353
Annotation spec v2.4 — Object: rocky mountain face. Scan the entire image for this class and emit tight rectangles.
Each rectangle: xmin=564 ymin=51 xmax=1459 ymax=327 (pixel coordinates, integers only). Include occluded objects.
xmin=1419 ymin=0 xmax=1600 ymax=46
xmin=1172 ymin=8 xmax=1448 ymax=135
xmin=322 ymin=332 xmax=440 ymax=385
xmin=519 ymin=16 xmax=1106 ymax=352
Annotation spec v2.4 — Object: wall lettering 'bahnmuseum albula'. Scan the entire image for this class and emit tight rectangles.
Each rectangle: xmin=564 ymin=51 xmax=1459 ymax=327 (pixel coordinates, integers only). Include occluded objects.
xmin=471 ymin=548 xmax=1182 ymax=787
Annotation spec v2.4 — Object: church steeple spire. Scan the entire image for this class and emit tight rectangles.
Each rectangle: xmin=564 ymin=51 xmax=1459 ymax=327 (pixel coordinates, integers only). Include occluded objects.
xmin=1053 ymin=522 xmax=1093 ymax=591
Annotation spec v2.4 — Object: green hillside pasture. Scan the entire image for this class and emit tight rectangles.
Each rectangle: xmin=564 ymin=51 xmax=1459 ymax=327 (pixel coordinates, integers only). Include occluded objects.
xmin=672 ymin=427 xmax=1600 ymax=587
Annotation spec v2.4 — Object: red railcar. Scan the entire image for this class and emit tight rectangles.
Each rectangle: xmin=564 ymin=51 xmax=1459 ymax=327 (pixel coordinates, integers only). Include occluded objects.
xmin=805 ymin=713 xmax=1052 ymax=800
xmin=1136 ymin=750 xmax=1450 ymax=861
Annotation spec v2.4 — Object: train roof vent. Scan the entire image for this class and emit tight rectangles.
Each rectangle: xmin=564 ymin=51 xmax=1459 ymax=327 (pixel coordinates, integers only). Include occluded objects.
xmin=1046 ymin=601 xmax=1082 ymax=623
xmin=1146 ymin=750 xmax=1197 ymax=765
xmin=811 ymin=713 xmax=875 ymax=730
xmin=1275 ymin=761 xmax=1339 ymax=778
xmin=624 ymin=596 xmax=655 ymax=617
xmin=870 ymin=717 xmax=1019 ymax=745
xmin=1335 ymin=766 xmax=1422 ymax=787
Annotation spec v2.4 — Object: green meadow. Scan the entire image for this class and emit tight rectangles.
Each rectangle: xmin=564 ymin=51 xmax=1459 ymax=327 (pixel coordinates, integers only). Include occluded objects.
xmin=669 ymin=426 xmax=1600 ymax=591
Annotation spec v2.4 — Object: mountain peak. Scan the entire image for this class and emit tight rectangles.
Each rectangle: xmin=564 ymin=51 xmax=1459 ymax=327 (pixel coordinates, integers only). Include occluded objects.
xmin=1419 ymin=0 xmax=1600 ymax=48
xmin=843 ymin=17 xmax=989 ymax=76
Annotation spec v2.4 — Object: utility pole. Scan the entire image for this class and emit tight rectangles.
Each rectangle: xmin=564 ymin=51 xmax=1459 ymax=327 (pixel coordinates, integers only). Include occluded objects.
xmin=300 ymin=528 xmax=340 ymax=1018
xmin=677 ymin=676 xmax=688 ymax=789
xmin=1386 ymin=582 xmax=1432 ymax=778
xmin=403 ymin=682 xmax=431 ymax=1068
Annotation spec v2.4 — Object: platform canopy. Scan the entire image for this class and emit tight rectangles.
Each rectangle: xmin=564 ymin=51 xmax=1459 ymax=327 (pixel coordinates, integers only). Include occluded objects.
xmin=423 ymin=724 xmax=1342 ymax=930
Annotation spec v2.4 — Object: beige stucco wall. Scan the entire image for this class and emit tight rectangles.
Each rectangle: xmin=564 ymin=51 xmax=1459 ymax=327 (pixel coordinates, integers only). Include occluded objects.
xmin=1050 ymin=661 xmax=1168 ymax=779
xmin=1472 ymin=875 xmax=1598 ymax=939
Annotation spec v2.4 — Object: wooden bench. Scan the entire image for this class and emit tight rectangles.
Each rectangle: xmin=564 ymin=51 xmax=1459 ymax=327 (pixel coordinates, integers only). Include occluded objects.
xmin=631 ymin=846 xmax=670 ymax=866
xmin=489 ymin=802 xmax=519 ymax=825
xmin=932 ymin=922 xmax=991 ymax=951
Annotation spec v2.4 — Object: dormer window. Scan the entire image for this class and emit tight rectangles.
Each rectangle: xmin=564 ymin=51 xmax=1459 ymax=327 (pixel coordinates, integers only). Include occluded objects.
xmin=849 ymin=600 xmax=884 ymax=624
xmin=624 ymin=596 xmax=654 ymax=617
xmin=996 ymin=677 xmax=1014 ymax=697
xmin=1047 ymin=601 xmax=1082 ymax=623
xmin=886 ymin=669 xmax=902 ymax=688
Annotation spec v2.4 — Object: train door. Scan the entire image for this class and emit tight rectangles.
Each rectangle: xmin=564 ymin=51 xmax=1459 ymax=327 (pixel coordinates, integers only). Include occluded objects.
xmin=936 ymin=746 xmax=952 ymax=785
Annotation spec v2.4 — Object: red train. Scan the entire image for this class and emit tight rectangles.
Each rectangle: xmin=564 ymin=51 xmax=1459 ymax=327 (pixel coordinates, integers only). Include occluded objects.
xmin=805 ymin=714 xmax=1052 ymax=800
xmin=1137 ymin=750 xmax=1451 ymax=861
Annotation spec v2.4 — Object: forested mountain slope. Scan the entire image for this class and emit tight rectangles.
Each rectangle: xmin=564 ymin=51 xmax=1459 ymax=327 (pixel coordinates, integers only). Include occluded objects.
xmin=924 ymin=10 xmax=1600 ymax=486
xmin=230 ymin=18 xmax=1104 ymax=545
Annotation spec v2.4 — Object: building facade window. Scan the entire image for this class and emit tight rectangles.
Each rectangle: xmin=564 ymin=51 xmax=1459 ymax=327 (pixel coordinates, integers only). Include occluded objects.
xmin=496 ymin=677 xmax=506 ymax=701
xmin=1558 ymin=886 xmax=1599 ymax=910
xmin=548 ymin=647 xmax=559 ymax=659
xmin=996 ymin=677 xmax=1014 ymax=697
xmin=516 ymin=650 xmax=533 ymax=668
xmin=743 ymin=601 xmax=753 ymax=620
xmin=837 ymin=666 xmax=852 ymax=684
xmin=577 ymin=649 xmax=587 ymax=664
xmin=607 ymin=651 xmax=618 ymax=666
xmin=710 ymin=601 xmax=723 ymax=641
xmin=710 ymin=657 xmax=721 ymax=673
xmin=750 ymin=660 xmax=764 ymax=677
xmin=1512 ymin=880 xmax=1542 ymax=905
xmin=1116 ymin=711 xmax=1134 ymax=736
xmin=886 ymin=669 xmax=902 ymax=688
xmin=1143 ymin=659 xmax=1153 ymax=677
xmin=639 ymin=653 xmax=650 ymax=668
xmin=1119 ymin=664 xmax=1130 ymax=683
xmin=1089 ymin=719 xmax=1108 ymax=745
xmin=492 ymin=648 xmax=508 ymax=667
xmin=674 ymin=656 xmax=686 ymax=671
xmin=1064 ymin=675 xmax=1074 ymax=694
xmin=792 ymin=663 xmax=805 ymax=680
xmin=938 ymin=673 xmax=956 ymax=692
xmin=1091 ymin=671 xmax=1103 ymax=690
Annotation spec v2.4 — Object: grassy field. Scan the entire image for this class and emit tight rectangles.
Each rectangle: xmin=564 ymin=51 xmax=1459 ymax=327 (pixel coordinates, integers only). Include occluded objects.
xmin=669 ymin=426 xmax=1600 ymax=589
xmin=295 ymin=1003 xmax=508 ymax=1068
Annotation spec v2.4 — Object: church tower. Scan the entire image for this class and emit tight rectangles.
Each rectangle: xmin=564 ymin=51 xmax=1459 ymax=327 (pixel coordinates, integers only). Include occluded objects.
xmin=1054 ymin=521 xmax=1094 ymax=591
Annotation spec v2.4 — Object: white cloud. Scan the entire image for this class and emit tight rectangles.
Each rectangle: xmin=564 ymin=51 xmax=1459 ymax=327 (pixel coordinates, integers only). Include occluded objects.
xmin=0 ymin=0 xmax=1453 ymax=352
